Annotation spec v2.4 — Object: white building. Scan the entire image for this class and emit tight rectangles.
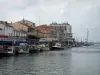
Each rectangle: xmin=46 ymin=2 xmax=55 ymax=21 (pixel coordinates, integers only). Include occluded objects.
xmin=13 ymin=30 xmax=27 ymax=37
xmin=0 ymin=21 xmax=27 ymax=40
xmin=0 ymin=21 xmax=13 ymax=40
xmin=50 ymin=22 xmax=73 ymax=43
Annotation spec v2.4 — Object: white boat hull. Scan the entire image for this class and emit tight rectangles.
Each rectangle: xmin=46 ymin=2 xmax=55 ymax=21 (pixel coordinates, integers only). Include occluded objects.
xmin=42 ymin=47 xmax=50 ymax=51
xmin=18 ymin=49 xmax=29 ymax=54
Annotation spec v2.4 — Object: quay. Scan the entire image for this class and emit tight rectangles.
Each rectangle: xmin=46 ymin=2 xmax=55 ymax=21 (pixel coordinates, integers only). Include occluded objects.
xmin=0 ymin=38 xmax=93 ymax=57
xmin=0 ymin=20 xmax=94 ymax=57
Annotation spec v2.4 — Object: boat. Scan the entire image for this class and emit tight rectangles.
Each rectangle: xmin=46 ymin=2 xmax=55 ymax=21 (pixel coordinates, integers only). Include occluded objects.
xmin=38 ymin=38 xmax=51 ymax=51
xmin=7 ymin=46 xmax=15 ymax=55
xmin=18 ymin=43 xmax=29 ymax=54
xmin=0 ymin=40 xmax=15 ymax=56
xmin=29 ymin=45 xmax=41 ymax=53
xmin=38 ymin=44 xmax=50 ymax=51
xmin=83 ymin=42 xmax=91 ymax=46
xmin=51 ymin=42 xmax=64 ymax=50
xmin=83 ymin=28 xmax=91 ymax=46
xmin=18 ymin=47 xmax=29 ymax=54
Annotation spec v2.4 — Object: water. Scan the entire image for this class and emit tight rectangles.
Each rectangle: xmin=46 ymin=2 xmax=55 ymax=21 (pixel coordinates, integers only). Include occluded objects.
xmin=0 ymin=44 xmax=100 ymax=75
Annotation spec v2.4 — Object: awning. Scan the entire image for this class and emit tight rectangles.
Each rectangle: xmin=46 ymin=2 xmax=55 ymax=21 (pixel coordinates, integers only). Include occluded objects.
xmin=0 ymin=40 xmax=13 ymax=44
xmin=15 ymin=40 xmax=37 ymax=44
xmin=15 ymin=41 xmax=27 ymax=44
xmin=0 ymin=35 xmax=8 ymax=38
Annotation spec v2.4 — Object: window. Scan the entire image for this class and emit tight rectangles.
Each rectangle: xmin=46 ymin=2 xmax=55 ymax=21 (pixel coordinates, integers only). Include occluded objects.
xmin=9 ymin=33 xmax=10 ymax=36
xmin=4 ymin=27 xmax=5 ymax=30
xmin=6 ymin=27 xmax=7 ymax=30
xmin=65 ymin=26 xmax=66 ymax=30
xmin=33 ymin=23 xmax=35 ymax=27
xmin=20 ymin=32 xmax=22 ymax=36
xmin=14 ymin=31 xmax=16 ymax=36
xmin=11 ymin=33 xmax=12 ymax=36
xmin=22 ymin=26 xmax=23 ymax=30
xmin=19 ymin=32 xmax=20 ymax=36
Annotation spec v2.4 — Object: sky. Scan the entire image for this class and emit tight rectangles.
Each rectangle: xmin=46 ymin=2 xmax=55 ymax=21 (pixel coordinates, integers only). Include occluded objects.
xmin=0 ymin=0 xmax=100 ymax=42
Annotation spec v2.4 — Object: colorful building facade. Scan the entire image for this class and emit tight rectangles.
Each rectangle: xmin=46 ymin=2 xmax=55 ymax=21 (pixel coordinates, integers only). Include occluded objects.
xmin=35 ymin=25 xmax=56 ymax=39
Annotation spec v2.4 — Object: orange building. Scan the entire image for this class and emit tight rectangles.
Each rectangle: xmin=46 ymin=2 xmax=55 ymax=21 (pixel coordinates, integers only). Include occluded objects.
xmin=35 ymin=25 xmax=56 ymax=38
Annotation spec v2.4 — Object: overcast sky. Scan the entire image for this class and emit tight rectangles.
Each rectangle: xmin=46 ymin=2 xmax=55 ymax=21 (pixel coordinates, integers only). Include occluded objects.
xmin=0 ymin=0 xmax=100 ymax=42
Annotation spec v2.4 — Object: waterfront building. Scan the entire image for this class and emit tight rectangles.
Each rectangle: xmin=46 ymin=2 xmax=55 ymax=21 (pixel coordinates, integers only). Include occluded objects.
xmin=12 ymin=29 xmax=27 ymax=41
xmin=12 ymin=19 xmax=38 ymax=41
xmin=0 ymin=21 xmax=13 ymax=40
xmin=50 ymin=22 xmax=74 ymax=45
xmin=0 ymin=21 xmax=28 ymax=41
xmin=12 ymin=18 xmax=35 ymax=32
xmin=35 ymin=25 xmax=57 ymax=40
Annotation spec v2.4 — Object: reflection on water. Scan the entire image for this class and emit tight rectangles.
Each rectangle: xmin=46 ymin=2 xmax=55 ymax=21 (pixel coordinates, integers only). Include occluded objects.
xmin=0 ymin=44 xmax=100 ymax=75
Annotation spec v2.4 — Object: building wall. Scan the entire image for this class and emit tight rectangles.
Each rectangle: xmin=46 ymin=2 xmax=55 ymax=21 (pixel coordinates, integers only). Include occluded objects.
xmin=12 ymin=22 xmax=28 ymax=31
xmin=12 ymin=19 xmax=35 ymax=32
xmin=20 ymin=20 xmax=35 ymax=28
xmin=50 ymin=23 xmax=72 ymax=41
xmin=12 ymin=30 xmax=27 ymax=37
xmin=0 ymin=24 xmax=5 ymax=35
xmin=66 ymin=25 xmax=72 ymax=33
xmin=0 ymin=21 xmax=27 ymax=40
xmin=0 ymin=23 xmax=13 ymax=36
xmin=50 ymin=24 xmax=72 ymax=33
xmin=5 ymin=27 xmax=13 ymax=36
xmin=36 ymin=25 xmax=56 ymax=38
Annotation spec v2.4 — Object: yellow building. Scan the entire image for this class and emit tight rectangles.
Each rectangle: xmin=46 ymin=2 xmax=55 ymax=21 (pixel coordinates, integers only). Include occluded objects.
xmin=12 ymin=19 xmax=35 ymax=32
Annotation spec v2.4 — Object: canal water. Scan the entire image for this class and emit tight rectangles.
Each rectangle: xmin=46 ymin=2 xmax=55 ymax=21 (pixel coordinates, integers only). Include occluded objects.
xmin=0 ymin=44 xmax=100 ymax=75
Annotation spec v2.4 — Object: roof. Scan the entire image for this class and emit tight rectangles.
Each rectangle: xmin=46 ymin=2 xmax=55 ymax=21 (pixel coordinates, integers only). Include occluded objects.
xmin=50 ymin=22 xmax=70 ymax=25
xmin=36 ymin=25 xmax=54 ymax=30
xmin=0 ymin=21 xmax=13 ymax=27
xmin=19 ymin=22 xmax=32 ymax=28
xmin=13 ymin=19 xmax=35 ymax=28
xmin=35 ymin=25 xmax=55 ymax=34
xmin=20 ymin=19 xmax=34 ymax=24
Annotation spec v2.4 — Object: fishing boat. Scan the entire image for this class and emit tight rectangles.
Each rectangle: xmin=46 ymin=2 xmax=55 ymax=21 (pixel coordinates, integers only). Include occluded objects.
xmin=51 ymin=42 xmax=64 ymax=50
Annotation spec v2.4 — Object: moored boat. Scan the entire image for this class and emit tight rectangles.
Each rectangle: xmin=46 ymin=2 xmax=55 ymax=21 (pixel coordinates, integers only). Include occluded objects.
xmin=29 ymin=45 xmax=41 ymax=53
xmin=18 ymin=43 xmax=30 ymax=54
xmin=38 ymin=38 xmax=51 ymax=51
xmin=51 ymin=42 xmax=64 ymax=50
xmin=0 ymin=41 xmax=15 ymax=56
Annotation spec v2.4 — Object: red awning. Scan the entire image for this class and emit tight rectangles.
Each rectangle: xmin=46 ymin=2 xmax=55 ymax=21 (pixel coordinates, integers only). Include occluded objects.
xmin=0 ymin=35 xmax=8 ymax=38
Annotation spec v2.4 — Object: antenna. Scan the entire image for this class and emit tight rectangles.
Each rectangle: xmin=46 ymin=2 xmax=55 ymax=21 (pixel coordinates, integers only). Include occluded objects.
xmin=39 ymin=16 xmax=40 ymax=25
xmin=23 ymin=16 xmax=24 ymax=20
xmin=22 ymin=16 xmax=25 ymax=23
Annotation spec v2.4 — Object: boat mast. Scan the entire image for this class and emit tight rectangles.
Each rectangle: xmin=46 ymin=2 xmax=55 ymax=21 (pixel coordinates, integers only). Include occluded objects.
xmin=87 ymin=28 xmax=89 ymax=43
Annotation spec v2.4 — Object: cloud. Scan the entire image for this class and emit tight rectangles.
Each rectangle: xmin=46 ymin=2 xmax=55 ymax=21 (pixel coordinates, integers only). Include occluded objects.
xmin=0 ymin=0 xmax=100 ymax=41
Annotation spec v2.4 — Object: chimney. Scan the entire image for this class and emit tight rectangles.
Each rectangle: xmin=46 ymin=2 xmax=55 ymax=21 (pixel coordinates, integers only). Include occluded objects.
xmin=22 ymin=17 xmax=25 ymax=23
xmin=5 ymin=21 xmax=8 ymax=24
